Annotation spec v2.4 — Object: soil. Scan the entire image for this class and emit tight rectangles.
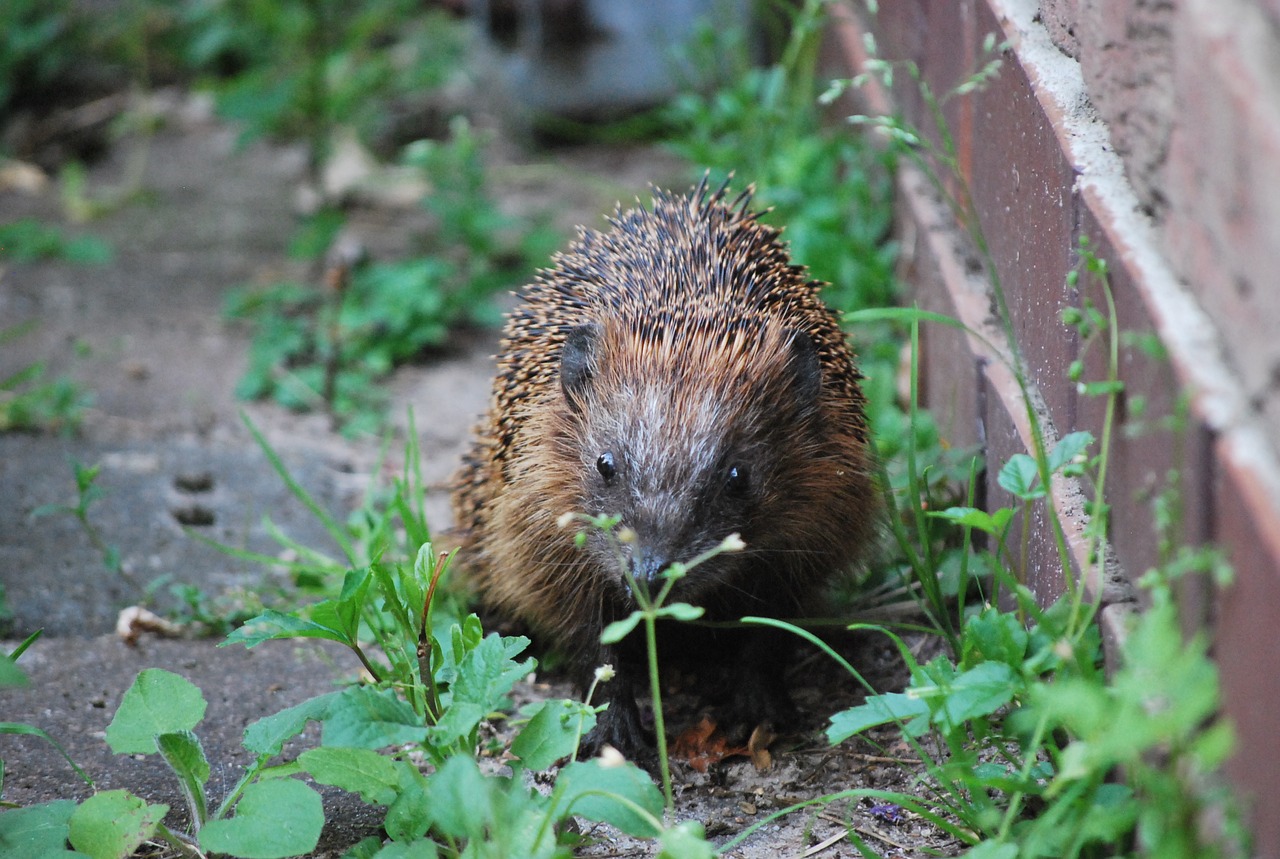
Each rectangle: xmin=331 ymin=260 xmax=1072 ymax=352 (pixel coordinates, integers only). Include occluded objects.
xmin=0 ymin=94 xmax=959 ymax=857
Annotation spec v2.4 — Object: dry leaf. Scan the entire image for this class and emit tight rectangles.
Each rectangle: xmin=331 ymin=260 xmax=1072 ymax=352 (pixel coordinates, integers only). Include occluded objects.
xmin=671 ymin=716 xmax=748 ymax=772
xmin=116 ymin=606 xmax=183 ymax=646
xmin=748 ymin=722 xmax=777 ymax=772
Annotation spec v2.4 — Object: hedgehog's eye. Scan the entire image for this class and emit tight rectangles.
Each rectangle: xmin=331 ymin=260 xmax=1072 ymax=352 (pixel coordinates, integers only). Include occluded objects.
xmin=596 ymin=452 xmax=617 ymax=483
xmin=724 ymin=464 xmax=750 ymax=497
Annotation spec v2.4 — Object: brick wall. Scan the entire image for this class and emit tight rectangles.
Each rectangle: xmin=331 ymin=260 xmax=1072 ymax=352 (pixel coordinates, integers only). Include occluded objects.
xmin=830 ymin=0 xmax=1280 ymax=854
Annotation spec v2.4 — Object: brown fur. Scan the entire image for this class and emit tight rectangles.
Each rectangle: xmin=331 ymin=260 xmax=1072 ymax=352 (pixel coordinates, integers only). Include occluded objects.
xmin=451 ymin=178 xmax=880 ymax=754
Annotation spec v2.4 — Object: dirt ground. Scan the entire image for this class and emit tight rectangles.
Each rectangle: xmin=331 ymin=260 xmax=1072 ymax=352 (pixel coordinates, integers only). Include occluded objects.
xmin=0 ymin=95 xmax=958 ymax=857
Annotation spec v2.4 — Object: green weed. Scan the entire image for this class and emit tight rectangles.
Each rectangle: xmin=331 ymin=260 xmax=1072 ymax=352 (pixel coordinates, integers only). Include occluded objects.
xmin=30 ymin=459 xmax=124 ymax=578
xmin=1 ymin=304 xmax=95 ymax=436
xmin=0 ymin=0 xmax=89 ymax=120
xmin=0 ymin=219 xmax=112 ymax=265
xmin=0 ymin=361 xmax=89 ymax=434
xmin=226 ymin=118 xmax=558 ymax=435
xmin=560 ymin=513 xmax=747 ymax=812
xmin=781 ymin=19 xmax=1250 ymax=856
xmin=177 ymin=0 xmax=469 ymax=178
xmin=665 ymin=3 xmax=898 ymax=314
xmin=0 ymin=632 xmax=95 ymax=807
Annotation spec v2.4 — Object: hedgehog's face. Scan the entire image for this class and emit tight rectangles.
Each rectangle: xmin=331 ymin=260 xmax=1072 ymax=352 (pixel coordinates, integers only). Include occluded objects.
xmin=556 ymin=318 xmax=825 ymax=608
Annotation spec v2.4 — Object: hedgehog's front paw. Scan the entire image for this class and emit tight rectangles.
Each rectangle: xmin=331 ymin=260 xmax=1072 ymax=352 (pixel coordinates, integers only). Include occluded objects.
xmin=717 ymin=662 xmax=799 ymax=746
xmin=576 ymin=686 xmax=657 ymax=771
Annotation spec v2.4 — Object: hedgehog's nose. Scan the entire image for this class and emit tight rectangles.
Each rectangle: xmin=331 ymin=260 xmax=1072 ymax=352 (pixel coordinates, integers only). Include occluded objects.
xmin=631 ymin=549 xmax=670 ymax=591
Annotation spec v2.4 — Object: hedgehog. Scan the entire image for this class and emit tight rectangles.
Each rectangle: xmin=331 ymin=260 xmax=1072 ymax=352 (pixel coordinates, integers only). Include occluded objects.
xmin=451 ymin=177 xmax=881 ymax=760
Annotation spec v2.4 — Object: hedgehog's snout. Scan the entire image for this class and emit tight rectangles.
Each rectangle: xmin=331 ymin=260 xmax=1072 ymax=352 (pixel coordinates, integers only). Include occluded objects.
xmin=615 ymin=540 xmax=673 ymax=603
xmin=631 ymin=547 xmax=670 ymax=588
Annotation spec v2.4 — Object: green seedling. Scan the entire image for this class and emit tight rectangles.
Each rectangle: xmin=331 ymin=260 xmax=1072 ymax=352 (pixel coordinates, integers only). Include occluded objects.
xmin=0 ymin=322 xmax=92 ymax=434
xmin=227 ymin=118 xmax=558 ymax=434
xmin=0 ymin=632 xmax=95 ymax=809
xmin=560 ymin=512 xmax=746 ymax=811
xmin=30 ymin=460 xmax=124 ymax=579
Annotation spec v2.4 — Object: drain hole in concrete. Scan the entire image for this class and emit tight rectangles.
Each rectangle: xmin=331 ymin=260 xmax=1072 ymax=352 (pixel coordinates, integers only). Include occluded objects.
xmin=174 ymin=471 xmax=214 ymax=494
xmin=172 ymin=504 xmax=215 ymax=526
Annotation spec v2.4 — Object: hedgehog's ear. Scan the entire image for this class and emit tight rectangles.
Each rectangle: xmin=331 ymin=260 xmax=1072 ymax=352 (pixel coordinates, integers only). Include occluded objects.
xmin=788 ymin=331 xmax=823 ymax=407
xmin=561 ymin=323 xmax=600 ymax=412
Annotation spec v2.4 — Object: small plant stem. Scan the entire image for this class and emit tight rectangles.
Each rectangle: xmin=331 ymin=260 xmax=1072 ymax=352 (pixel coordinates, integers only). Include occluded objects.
xmin=995 ymin=708 xmax=1052 ymax=841
xmin=214 ymin=753 xmax=270 ymax=820
xmin=1068 ymin=266 xmax=1121 ymax=637
xmin=153 ymin=823 xmax=202 ymax=859
xmin=904 ymin=317 xmax=954 ymax=647
xmin=302 ymin=0 xmax=332 ymax=192
xmin=779 ymin=0 xmax=827 ymax=115
xmin=321 ymin=258 xmax=348 ymax=428
xmin=418 ymin=550 xmax=450 ymax=722
xmin=644 ymin=611 xmax=674 ymax=811
xmin=241 ymin=412 xmax=356 ymax=563
xmin=957 ymin=457 xmax=980 ymax=606
xmin=893 ymin=68 xmax=1082 ymax=597
xmin=349 ymin=643 xmax=383 ymax=685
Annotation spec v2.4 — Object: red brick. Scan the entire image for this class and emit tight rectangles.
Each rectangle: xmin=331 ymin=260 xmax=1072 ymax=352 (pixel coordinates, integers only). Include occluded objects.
xmin=904 ymin=207 xmax=985 ymax=453
xmin=966 ymin=13 xmax=1080 ymax=437
xmin=1212 ymin=441 xmax=1280 ymax=859
xmin=980 ymin=366 xmax=1079 ymax=607
xmin=1075 ymin=207 xmax=1215 ymax=619
xmin=870 ymin=0 xmax=977 ymax=162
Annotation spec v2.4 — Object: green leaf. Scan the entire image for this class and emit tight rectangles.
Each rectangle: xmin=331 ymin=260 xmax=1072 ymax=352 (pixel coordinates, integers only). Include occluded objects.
xmin=322 ymin=686 xmax=428 ymax=749
xmin=106 ymin=669 xmax=207 ymax=754
xmin=384 ymin=779 xmax=433 ymax=843
xmin=997 ymin=454 xmax=1043 ymax=500
xmin=1076 ymin=783 xmax=1137 ymax=844
xmin=928 ymin=506 xmax=1013 ymax=536
xmin=222 ymin=608 xmax=354 ymax=649
xmin=68 ymin=790 xmax=168 ymax=859
xmin=962 ymin=842 xmax=1018 ymax=859
xmin=156 ymin=731 xmax=210 ymax=827
xmin=1048 ymin=431 xmax=1093 ymax=473
xmin=7 ymin=628 xmax=43 ymax=663
xmin=0 ymin=723 xmax=93 ymax=786
xmin=343 ymin=836 xmax=386 ymax=859
xmin=657 ymin=820 xmax=714 ymax=858
xmin=1192 ymin=721 xmax=1236 ymax=770
xmin=655 ymin=603 xmax=705 ymax=622
xmin=552 ymin=759 xmax=664 ymax=838
xmin=307 ymin=598 xmax=364 ymax=647
xmin=928 ymin=662 xmax=1019 ymax=732
xmin=287 ymin=208 xmax=346 ymax=261
xmin=370 ymin=839 xmax=439 ymax=858
xmin=199 ymin=779 xmax=323 ymax=859
xmin=0 ymin=799 xmax=78 ymax=859
xmin=600 ymin=612 xmax=642 ymax=644
xmin=243 ymin=691 xmax=343 ymax=756
xmin=843 ymin=306 xmax=970 ymax=332
xmin=0 ymin=654 xmax=27 ymax=687
xmin=421 ymin=755 xmax=489 ymax=840
xmin=961 ymin=607 xmax=1030 ymax=669
xmin=510 ymin=699 xmax=597 ymax=771
xmin=298 ymin=746 xmax=404 ymax=806
xmin=827 ymin=691 xmax=932 ymax=743
xmin=431 ymin=634 xmax=534 ymax=744
xmin=1080 ymin=380 xmax=1124 ymax=397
